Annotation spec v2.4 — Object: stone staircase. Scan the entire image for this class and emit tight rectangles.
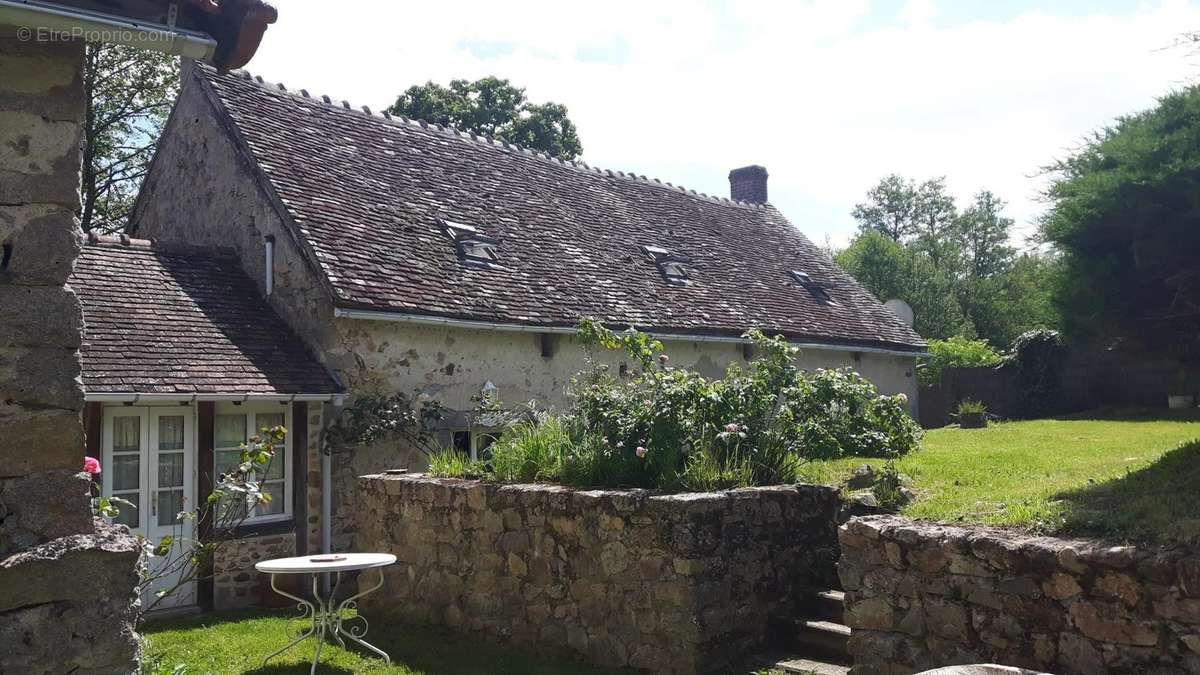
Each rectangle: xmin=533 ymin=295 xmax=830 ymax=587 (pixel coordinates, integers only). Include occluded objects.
xmin=753 ymin=589 xmax=852 ymax=675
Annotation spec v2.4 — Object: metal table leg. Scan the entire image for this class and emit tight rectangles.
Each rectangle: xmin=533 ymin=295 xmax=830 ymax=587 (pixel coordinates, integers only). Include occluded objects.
xmin=260 ymin=569 xmax=391 ymax=673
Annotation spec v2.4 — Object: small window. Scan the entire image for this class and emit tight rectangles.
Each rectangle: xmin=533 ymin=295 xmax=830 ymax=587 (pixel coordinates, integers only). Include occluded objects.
xmin=790 ymin=270 xmax=836 ymax=304
xmin=642 ymin=245 xmax=691 ymax=285
xmin=440 ymin=218 xmax=499 ymax=266
xmin=214 ymin=404 xmax=290 ymax=524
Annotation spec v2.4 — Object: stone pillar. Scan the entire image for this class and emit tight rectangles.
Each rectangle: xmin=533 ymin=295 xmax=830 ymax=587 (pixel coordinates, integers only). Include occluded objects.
xmin=0 ymin=31 xmax=140 ymax=674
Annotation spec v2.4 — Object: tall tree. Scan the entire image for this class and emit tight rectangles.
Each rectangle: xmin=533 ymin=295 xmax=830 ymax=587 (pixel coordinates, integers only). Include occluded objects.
xmin=844 ymin=175 xmax=1058 ymax=347
xmin=956 ymin=190 xmax=1015 ymax=279
xmin=1040 ymin=84 xmax=1200 ymax=356
xmin=82 ymin=44 xmax=179 ymax=233
xmin=835 ymin=230 xmax=974 ymax=340
xmin=851 ymin=174 xmax=918 ymax=242
xmin=387 ymin=77 xmax=582 ymax=160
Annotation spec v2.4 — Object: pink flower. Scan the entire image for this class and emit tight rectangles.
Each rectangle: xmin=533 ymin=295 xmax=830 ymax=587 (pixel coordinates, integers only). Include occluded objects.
xmin=83 ymin=456 xmax=101 ymax=474
xmin=635 ymin=446 xmax=647 ymax=458
xmin=724 ymin=423 xmax=740 ymax=434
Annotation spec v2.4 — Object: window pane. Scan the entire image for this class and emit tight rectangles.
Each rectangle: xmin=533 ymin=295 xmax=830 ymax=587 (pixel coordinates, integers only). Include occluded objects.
xmin=113 ymin=416 xmax=141 ymax=452
xmin=158 ymin=451 xmax=184 ymax=488
xmin=256 ymin=412 xmax=284 ymax=437
xmin=215 ymin=414 xmax=246 ymax=448
xmin=158 ymin=416 xmax=184 ymax=450
xmin=157 ymin=489 xmax=184 ymax=527
xmin=259 ymin=482 xmax=284 ymax=515
xmin=113 ymin=492 xmax=139 ymax=528
xmin=262 ymin=453 xmax=284 ymax=481
xmin=112 ymin=454 xmax=140 ymax=491
xmin=215 ymin=449 xmax=242 ymax=477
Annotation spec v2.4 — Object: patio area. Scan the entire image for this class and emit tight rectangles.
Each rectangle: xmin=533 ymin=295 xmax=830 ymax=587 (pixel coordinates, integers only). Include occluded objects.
xmin=143 ymin=608 xmax=619 ymax=674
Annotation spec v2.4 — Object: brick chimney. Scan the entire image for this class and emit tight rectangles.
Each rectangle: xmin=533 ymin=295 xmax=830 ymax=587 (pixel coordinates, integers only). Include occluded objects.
xmin=729 ymin=165 xmax=768 ymax=204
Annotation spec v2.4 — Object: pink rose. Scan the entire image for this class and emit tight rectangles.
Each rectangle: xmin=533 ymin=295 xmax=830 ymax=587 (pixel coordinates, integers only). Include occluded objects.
xmin=83 ymin=456 xmax=101 ymax=474
xmin=724 ymin=423 xmax=740 ymax=434
xmin=635 ymin=446 xmax=647 ymax=458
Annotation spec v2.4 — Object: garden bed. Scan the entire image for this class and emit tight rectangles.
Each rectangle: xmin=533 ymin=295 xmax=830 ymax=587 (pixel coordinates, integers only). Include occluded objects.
xmin=354 ymin=473 xmax=842 ymax=674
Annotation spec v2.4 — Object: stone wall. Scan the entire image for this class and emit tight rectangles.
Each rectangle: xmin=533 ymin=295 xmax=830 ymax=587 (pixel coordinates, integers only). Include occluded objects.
xmin=839 ymin=515 xmax=1200 ymax=674
xmin=213 ymin=532 xmax=296 ymax=609
xmin=0 ymin=32 xmax=140 ymax=674
xmin=355 ymin=473 xmax=842 ymax=674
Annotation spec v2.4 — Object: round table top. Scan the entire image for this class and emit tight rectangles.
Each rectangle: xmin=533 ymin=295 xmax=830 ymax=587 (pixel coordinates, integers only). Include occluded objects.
xmin=255 ymin=552 xmax=397 ymax=574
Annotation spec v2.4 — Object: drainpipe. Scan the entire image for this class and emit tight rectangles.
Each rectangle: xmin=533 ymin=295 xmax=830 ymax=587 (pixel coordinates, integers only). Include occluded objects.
xmin=264 ymin=235 xmax=275 ymax=296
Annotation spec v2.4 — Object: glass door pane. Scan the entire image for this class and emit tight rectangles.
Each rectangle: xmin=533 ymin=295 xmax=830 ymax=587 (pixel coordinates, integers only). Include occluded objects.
xmin=154 ymin=415 xmax=186 ymax=528
xmin=109 ymin=414 xmax=142 ymax=529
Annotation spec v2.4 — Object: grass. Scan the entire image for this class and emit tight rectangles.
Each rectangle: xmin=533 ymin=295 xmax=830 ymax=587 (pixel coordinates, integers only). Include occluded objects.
xmin=142 ymin=608 xmax=615 ymax=675
xmin=800 ymin=408 xmax=1200 ymax=543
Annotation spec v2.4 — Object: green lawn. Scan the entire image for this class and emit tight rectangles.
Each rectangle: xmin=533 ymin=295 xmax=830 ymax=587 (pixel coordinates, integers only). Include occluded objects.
xmin=143 ymin=609 xmax=614 ymax=675
xmin=800 ymin=408 xmax=1200 ymax=543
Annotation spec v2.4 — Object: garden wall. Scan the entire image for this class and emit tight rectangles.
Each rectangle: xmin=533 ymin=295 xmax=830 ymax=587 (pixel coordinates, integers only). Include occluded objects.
xmin=839 ymin=515 xmax=1200 ymax=674
xmin=355 ymin=473 xmax=842 ymax=674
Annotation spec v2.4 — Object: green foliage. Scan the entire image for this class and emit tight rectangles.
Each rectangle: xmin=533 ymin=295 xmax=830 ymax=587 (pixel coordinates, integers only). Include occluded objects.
xmin=835 ymin=230 xmax=973 ymax=339
xmin=1040 ymin=84 xmax=1200 ymax=358
xmin=921 ymin=336 xmax=1003 ymax=385
xmin=83 ymin=44 xmax=179 ymax=233
xmin=841 ymin=174 xmax=1061 ymax=347
xmin=428 ymin=321 xmax=921 ymax=491
xmin=426 ymin=447 xmax=487 ymax=480
xmin=956 ymin=399 xmax=987 ymax=415
xmin=323 ymin=391 xmax=445 ymax=455
xmin=871 ymin=461 xmax=906 ymax=511
xmin=386 ymin=76 xmax=582 ymax=160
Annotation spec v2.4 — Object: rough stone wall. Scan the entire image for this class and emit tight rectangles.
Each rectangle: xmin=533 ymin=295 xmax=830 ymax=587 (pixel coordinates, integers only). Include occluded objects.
xmin=355 ymin=474 xmax=842 ymax=674
xmin=213 ymin=532 xmax=296 ymax=609
xmin=839 ymin=515 xmax=1200 ymax=675
xmin=0 ymin=33 xmax=140 ymax=673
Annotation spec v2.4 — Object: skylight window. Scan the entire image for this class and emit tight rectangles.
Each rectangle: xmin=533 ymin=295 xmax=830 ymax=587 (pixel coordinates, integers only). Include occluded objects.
xmin=439 ymin=218 xmax=499 ymax=266
xmin=642 ymin=245 xmax=691 ymax=285
xmin=790 ymin=270 xmax=836 ymax=304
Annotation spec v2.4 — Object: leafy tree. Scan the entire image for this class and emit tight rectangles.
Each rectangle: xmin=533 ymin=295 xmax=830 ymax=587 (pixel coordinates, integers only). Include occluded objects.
xmin=956 ymin=190 xmax=1015 ymax=279
xmin=852 ymin=174 xmax=960 ymax=267
xmin=843 ymin=176 xmax=1059 ymax=348
xmin=1040 ymin=84 xmax=1200 ymax=356
xmin=82 ymin=44 xmax=179 ymax=233
xmin=835 ymin=230 xmax=973 ymax=339
xmin=387 ymin=76 xmax=582 ymax=160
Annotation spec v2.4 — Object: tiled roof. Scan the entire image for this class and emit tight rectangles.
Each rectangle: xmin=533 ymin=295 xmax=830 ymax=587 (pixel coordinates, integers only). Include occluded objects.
xmin=196 ymin=66 xmax=925 ymax=352
xmin=71 ymin=240 xmax=342 ymax=395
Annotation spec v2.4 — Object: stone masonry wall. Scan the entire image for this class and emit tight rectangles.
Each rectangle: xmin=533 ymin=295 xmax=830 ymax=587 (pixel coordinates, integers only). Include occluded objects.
xmin=839 ymin=515 xmax=1200 ymax=674
xmin=0 ymin=32 xmax=140 ymax=673
xmin=355 ymin=474 xmax=842 ymax=674
xmin=213 ymin=532 xmax=296 ymax=609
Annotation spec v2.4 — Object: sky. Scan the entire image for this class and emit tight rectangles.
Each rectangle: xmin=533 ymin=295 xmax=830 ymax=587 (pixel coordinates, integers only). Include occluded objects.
xmin=248 ymin=0 xmax=1200 ymax=249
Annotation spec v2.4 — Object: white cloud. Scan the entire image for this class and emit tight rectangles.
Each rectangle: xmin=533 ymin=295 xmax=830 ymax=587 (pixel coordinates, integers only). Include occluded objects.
xmin=249 ymin=0 xmax=1200 ymax=247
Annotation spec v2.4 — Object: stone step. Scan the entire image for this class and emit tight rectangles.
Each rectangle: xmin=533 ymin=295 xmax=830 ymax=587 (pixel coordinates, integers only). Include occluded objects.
xmin=772 ymin=655 xmax=851 ymax=675
xmin=792 ymin=619 xmax=851 ymax=662
xmin=744 ymin=651 xmax=851 ymax=675
xmin=807 ymin=589 xmax=845 ymax=625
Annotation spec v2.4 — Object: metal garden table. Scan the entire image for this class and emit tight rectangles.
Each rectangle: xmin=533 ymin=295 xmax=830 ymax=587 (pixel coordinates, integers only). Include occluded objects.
xmin=255 ymin=552 xmax=396 ymax=674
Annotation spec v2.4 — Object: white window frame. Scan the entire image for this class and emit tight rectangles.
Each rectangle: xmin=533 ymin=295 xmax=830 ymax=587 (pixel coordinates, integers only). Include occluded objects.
xmin=213 ymin=402 xmax=292 ymax=525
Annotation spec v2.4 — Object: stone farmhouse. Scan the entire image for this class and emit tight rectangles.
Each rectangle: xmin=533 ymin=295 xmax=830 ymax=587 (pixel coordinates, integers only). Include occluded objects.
xmin=73 ymin=62 xmax=925 ymax=610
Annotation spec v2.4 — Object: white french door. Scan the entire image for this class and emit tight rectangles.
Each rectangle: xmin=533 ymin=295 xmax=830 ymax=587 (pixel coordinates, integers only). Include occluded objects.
xmin=102 ymin=406 xmax=197 ymax=610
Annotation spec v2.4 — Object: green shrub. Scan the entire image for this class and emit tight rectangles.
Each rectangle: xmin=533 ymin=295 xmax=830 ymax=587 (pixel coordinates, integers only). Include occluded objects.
xmin=441 ymin=320 xmax=922 ymax=491
xmin=921 ymin=336 xmax=1002 ymax=385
